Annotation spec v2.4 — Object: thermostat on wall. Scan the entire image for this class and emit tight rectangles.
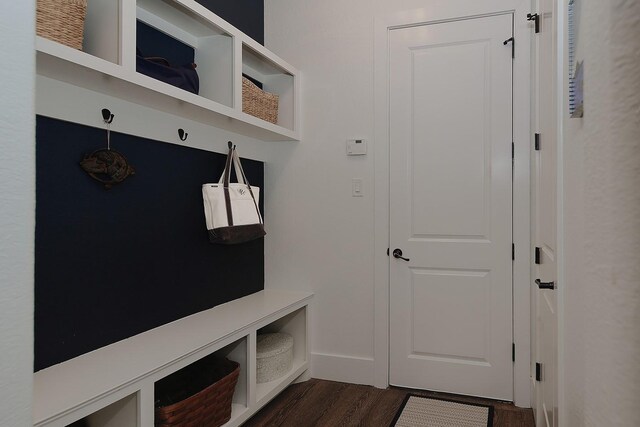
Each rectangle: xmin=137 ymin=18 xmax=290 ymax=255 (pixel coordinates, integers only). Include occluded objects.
xmin=347 ymin=139 xmax=367 ymax=156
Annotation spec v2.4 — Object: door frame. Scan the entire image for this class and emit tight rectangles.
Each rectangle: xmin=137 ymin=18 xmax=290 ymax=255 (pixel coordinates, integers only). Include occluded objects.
xmin=528 ymin=1 xmax=568 ymax=423
xmin=557 ymin=1 xmax=567 ymax=424
xmin=530 ymin=0 xmax=567 ymax=423
xmin=373 ymin=3 xmax=532 ymax=407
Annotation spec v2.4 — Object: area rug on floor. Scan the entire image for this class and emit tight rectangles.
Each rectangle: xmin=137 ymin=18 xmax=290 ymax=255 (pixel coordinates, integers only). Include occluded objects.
xmin=390 ymin=395 xmax=494 ymax=427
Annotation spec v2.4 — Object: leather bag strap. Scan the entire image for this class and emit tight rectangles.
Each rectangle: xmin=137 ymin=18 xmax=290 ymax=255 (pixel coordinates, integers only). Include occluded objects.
xmin=232 ymin=149 xmax=263 ymax=225
xmin=222 ymin=145 xmax=234 ymax=226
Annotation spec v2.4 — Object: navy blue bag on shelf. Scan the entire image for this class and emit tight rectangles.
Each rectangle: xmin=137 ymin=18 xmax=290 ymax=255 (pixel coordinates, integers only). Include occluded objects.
xmin=136 ymin=49 xmax=200 ymax=95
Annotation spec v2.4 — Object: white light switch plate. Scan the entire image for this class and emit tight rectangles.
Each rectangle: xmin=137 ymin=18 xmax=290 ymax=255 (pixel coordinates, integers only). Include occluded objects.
xmin=352 ymin=178 xmax=364 ymax=197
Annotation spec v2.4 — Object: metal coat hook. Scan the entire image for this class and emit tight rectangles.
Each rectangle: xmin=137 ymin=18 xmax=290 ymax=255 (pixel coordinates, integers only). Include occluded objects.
xmin=101 ymin=108 xmax=114 ymax=124
xmin=178 ymin=128 xmax=188 ymax=141
xmin=503 ymin=37 xmax=515 ymax=58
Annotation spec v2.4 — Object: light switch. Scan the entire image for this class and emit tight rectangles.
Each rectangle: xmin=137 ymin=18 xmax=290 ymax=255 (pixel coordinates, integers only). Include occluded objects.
xmin=347 ymin=139 xmax=367 ymax=156
xmin=352 ymin=178 xmax=363 ymax=197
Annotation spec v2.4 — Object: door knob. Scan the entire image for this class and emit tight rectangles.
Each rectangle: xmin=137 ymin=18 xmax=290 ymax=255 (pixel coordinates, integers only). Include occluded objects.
xmin=535 ymin=278 xmax=555 ymax=290
xmin=392 ymin=249 xmax=410 ymax=262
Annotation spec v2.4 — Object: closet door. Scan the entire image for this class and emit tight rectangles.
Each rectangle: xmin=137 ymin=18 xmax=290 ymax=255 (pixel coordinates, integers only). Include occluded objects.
xmin=389 ymin=13 xmax=514 ymax=400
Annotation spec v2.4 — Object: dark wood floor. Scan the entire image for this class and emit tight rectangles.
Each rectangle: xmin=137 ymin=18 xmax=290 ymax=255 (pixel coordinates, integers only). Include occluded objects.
xmin=244 ymin=379 xmax=535 ymax=427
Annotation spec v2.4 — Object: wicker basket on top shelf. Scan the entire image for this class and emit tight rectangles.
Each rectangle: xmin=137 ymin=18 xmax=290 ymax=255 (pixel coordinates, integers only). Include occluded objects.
xmin=242 ymin=77 xmax=279 ymax=125
xmin=36 ymin=0 xmax=87 ymax=50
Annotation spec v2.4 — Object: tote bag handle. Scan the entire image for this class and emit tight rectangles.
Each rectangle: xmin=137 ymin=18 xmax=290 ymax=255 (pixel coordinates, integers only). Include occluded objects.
xmin=220 ymin=144 xmax=235 ymax=225
xmin=217 ymin=143 xmax=263 ymax=226
xmin=232 ymin=148 xmax=263 ymax=225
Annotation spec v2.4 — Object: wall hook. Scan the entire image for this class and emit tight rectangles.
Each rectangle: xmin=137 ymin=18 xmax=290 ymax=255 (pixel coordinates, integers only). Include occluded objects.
xmin=503 ymin=37 xmax=515 ymax=58
xmin=178 ymin=128 xmax=188 ymax=141
xmin=101 ymin=108 xmax=114 ymax=124
xmin=80 ymin=108 xmax=134 ymax=189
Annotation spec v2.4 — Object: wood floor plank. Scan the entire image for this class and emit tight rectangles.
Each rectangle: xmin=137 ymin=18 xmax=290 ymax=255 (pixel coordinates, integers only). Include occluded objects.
xmin=244 ymin=379 xmax=535 ymax=427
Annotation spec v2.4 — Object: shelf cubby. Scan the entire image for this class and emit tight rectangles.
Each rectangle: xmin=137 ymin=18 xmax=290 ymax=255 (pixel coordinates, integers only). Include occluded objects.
xmin=136 ymin=0 xmax=234 ymax=107
xmin=255 ymin=307 xmax=308 ymax=405
xmin=82 ymin=0 xmax=122 ymax=65
xmin=66 ymin=393 xmax=137 ymax=427
xmin=36 ymin=0 xmax=300 ymax=141
xmin=152 ymin=337 xmax=249 ymax=427
xmin=216 ymin=337 xmax=250 ymax=419
xmin=241 ymin=43 xmax=296 ymax=131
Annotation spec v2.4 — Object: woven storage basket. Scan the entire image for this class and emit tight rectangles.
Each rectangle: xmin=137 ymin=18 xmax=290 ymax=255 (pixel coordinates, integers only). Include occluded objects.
xmin=155 ymin=357 xmax=240 ymax=427
xmin=36 ymin=0 xmax=87 ymax=50
xmin=242 ymin=77 xmax=279 ymax=124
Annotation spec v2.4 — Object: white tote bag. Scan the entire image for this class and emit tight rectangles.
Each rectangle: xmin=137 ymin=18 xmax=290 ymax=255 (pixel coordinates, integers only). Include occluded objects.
xmin=202 ymin=144 xmax=265 ymax=244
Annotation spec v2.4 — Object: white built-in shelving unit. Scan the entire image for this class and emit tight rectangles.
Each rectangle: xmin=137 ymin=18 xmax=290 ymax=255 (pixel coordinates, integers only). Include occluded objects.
xmin=33 ymin=290 xmax=313 ymax=427
xmin=34 ymin=2 xmax=307 ymax=425
xmin=36 ymin=0 xmax=300 ymax=141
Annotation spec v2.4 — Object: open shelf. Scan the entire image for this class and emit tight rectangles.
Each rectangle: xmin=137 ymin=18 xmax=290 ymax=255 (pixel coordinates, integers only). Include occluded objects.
xmin=66 ymin=393 xmax=137 ymax=427
xmin=153 ymin=338 xmax=249 ymax=427
xmin=36 ymin=0 xmax=300 ymax=141
xmin=242 ymin=43 xmax=296 ymax=131
xmin=220 ymin=339 xmax=249 ymax=411
xmin=255 ymin=361 xmax=309 ymax=407
xmin=33 ymin=290 xmax=312 ymax=427
xmin=136 ymin=0 xmax=234 ymax=107
xmin=255 ymin=307 xmax=308 ymax=405
xmin=82 ymin=0 xmax=122 ymax=65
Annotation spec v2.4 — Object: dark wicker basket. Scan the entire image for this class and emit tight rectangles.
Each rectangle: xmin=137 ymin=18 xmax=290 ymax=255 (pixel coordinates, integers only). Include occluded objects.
xmin=155 ymin=357 xmax=240 ymax=427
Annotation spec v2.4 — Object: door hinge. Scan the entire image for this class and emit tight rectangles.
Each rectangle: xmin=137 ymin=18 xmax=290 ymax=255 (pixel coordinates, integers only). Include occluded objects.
xmin=535 ymin=247 xmax=541 ymax=264
xmin=535 ymin=362 xmax=542 ymax=381
xmin=512 ymin=142 xmax=515 ymax=160
xmin=512 ymin=243 xmax=515 ymax=260
xmin=503 ymin=37 xmax=515 ymax=58
xmin=512 ymin=343 xmax=516 ymax=362
xmin=387 ymin=248 xmax=389 ymax=256
xmin=534 ymin=133 xmax=541 ymax=151
xmin=527 ymin=13 xmax=541 ymax=33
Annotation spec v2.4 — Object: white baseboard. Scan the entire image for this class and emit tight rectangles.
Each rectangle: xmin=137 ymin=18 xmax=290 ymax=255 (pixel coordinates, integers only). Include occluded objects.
xmin=310 ymin=352 xmax=375 ymax=386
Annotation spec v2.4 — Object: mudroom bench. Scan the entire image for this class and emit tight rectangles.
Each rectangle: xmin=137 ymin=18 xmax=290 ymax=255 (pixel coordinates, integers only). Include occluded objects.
xmin=33 ymin=289 xmax=313 ymax=427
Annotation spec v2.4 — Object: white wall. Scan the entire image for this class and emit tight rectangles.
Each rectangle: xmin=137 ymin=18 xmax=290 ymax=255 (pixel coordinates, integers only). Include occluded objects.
xmin=562 ymin=0 xmax=640 ymax=425
xmin=0 ymin=2 xmax=35 ymax=426
xmin=264 ymin=0 xmax=530 ymax=388
xmin=265 ymin=0 xmax=377 ymax=384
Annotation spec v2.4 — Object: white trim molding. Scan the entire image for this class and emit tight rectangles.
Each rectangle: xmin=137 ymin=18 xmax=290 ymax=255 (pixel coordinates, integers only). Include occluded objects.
xmin=557 ymin=0 xmax=567 ymax=424
xmin=373 ymin=2 xmax=532 ymax=407
xmin=310 ymin=353 xmax=375 ymax=386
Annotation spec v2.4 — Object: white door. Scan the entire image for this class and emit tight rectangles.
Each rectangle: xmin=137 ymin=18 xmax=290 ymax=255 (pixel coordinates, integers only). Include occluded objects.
xmin=533 ymin=0 xmax=558 ymax=425
xmin=389 ymin=14 xmax=514 ymax=400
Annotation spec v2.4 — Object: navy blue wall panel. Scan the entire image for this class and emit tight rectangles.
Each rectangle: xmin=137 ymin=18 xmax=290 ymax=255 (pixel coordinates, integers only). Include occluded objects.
xmin=136 ymin=20 xmax=195 ymax=65
xmin=196 ymin=0 xmax=264 ymax=45
xmin=34 ymin=116 xmax=264 ymax=371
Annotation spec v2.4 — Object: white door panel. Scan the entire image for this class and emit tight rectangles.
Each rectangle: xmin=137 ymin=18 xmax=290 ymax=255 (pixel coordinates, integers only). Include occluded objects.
xmin=389 ymin=14 xmax=514 ymax=400
xmin=410 ymin=269 xmax=492 ymax=359
xmin=410 ymin=41 xmax=491 ymax=239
